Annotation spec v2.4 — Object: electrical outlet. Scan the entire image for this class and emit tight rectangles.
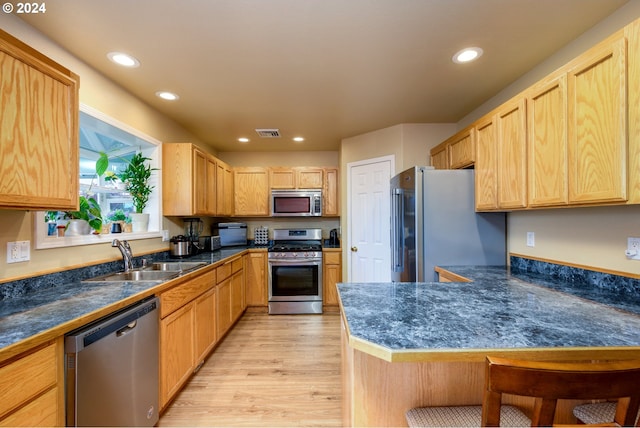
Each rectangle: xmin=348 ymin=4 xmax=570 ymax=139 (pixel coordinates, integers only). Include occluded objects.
xmin=526 ymin=232 xmax=535 ymax=247
xmin=626 ymin=237 xmax=640 ymax=260
xmin=162 ymin=230 xmax=170 ymax=242
xmin=6 ymin=241 xmax=30 ymax=263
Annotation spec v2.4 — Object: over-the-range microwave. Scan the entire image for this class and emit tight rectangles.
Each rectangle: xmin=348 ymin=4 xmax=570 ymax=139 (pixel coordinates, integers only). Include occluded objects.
xmin=271 ymin=189 xmax=322 ymax=217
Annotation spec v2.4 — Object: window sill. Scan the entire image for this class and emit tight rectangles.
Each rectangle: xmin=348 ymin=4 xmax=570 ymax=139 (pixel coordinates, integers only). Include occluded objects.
xmin=35 ymin=230 xmax=162 ymax=249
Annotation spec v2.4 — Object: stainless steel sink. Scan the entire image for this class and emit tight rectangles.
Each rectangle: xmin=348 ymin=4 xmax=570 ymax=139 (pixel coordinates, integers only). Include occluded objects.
xmin=143 ymin=262 xmax=206 ymax=272
xmin=84 ymin=270 xmax=180 ymax=282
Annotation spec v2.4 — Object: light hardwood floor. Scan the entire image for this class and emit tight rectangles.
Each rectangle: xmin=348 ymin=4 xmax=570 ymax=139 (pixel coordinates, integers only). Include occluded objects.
xmin=158 ymin=312 xmax=342 ymax=427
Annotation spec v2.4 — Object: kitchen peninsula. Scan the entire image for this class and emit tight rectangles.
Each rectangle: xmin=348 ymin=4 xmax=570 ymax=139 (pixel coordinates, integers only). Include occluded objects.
xmin=338 ymin=264 xmax=640 ymax=427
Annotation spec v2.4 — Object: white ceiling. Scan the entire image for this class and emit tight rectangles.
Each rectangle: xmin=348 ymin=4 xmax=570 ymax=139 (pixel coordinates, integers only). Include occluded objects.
xmin=19 ymin=0 xmax=629 ymax=152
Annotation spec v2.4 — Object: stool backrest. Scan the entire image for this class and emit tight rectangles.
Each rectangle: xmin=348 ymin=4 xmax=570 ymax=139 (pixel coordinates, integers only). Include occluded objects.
xmin=481 ymin=356 xmax=640 ymax=427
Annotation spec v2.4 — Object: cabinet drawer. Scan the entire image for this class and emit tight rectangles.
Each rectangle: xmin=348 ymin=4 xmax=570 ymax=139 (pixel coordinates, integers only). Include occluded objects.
xmin=160 ymin=270 xmax=216 ymax=318
xmin=0 ymin=343 xmax=57 ymax=419
xmin=324 ymin=252 xmax=341 ymax=265
xmin=0 ymin=387 xmax=59 ymax=427
xmin=217 ymin=257 xmax=242 ymax=282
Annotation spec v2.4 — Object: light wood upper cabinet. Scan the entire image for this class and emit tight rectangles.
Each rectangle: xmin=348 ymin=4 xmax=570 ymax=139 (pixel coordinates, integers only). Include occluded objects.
xmin=448 ymin=129 xmax=475 ymax=169
xmin=216 ymin=160 xmax=234 ymax=216
xmin=163 ymin=143 xmax=217 ymax=216
xmin=233 ymin=167 xmax=270 ymax=216
xmin=496 ymin=97 xmax=528 ymax=209
xmin=567 ymin=32 xmax=627 ymax=204
xmin=527 ymin=74 xmax=568 ymax=207
xmin=627 ymin=18 xmax=640 ymax=204
xmin=429 ymin=128 xmax=474 ymax=170
xmin=323 ymin=167 xmax=339 ymax=216
xmin=268 ymin=167 xmax=323 ymax=189
xmin=296 ymin=167 xmax=324 ymax=188
xmin=474 ymin=116 xmax=499 ymax=211
xmin=430 ymin=143 xmax=449 ymax=170
xmin=0 ymin=29 xmax=79 ymax=211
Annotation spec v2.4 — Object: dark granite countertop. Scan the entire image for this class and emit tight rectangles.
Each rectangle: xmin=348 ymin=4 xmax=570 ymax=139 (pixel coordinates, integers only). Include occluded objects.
xmin=0 ymin=247 xmax=249 ymax=353
xmin=338 ymin=265 xmax=640 ymax=361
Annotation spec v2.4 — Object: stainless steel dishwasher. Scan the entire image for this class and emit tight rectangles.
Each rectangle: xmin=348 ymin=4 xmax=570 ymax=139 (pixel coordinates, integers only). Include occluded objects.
xmin=65 ymin=296 xmax=159 ymax=427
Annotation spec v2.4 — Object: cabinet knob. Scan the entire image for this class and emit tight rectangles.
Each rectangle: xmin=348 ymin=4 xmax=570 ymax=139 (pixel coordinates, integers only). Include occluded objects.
xmin=351 ymin=246 xmax=358 ymax=252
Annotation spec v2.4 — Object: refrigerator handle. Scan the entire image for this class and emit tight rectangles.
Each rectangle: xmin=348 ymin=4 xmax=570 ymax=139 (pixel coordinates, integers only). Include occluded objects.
xmin=391 ymin=188 xmax=404 ymax=272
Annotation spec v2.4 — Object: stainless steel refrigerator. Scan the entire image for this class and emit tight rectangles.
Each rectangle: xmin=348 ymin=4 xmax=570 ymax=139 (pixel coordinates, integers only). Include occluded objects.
xmin=391 ymin=167 xmax=506 ymax=282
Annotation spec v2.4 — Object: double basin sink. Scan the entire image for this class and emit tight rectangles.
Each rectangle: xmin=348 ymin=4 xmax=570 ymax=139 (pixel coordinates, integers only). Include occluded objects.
xmin=83 ymin=261 xmax=207 ymax=282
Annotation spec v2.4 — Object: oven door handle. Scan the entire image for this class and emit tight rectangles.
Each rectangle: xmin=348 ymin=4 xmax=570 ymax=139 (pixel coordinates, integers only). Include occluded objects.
xmin=268 ymin=258 xmax=322 ymax=265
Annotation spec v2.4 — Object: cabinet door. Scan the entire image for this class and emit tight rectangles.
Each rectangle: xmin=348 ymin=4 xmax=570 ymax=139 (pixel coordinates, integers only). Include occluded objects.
xmin=230 ymin=270 xmax=245 ymax=322
xmin=448 ymin=130 xmax=475 ymax=169
xmin=527 ymin=74 xmax=568 ymax=207
xmin=193 ymin=149 xmax=208 ymax=215
xmin=430 ymin=144 xmax=449 ymax=170
xmin=194 ymin=288 xmax=217 ymax=364
xmin=296 ymin=167 xmax=323 ymax=188
xmin=497 ymin=98 xmax=527 ymax=209
xmin=233 ymin=167 xmax=270 ymax=216
xmin=567 ymin=34 xmax=627 ymax=204
xmin=160 ymin=303 xmax=195 ymax=408
xmin=474 ymin=117 xmax=499 ymax=211
xmin=269 ymin=167 xmax=296 ymax=189
xmin=323 ymin=252 xmax=341 ymax=306
xmin=216 ymin=279 xmax=232 ymax=339
xmin=323 ymin=168 xmax=340 ymax=216
xmin=245 ymin=252 xmax=268 ymax=307
xmin=163 ymin=143 xmax=195 ymax=216
xmin=627 ymin=20 xmax=640 ymax=204
xmin=216 ymin=161 xmax=234 ymax=216
xmin=0 ymin=30 xmax=79 ymax=210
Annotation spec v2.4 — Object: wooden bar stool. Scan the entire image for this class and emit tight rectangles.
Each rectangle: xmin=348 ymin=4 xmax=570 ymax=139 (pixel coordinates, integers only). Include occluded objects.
xmin=405 ymin=356 xmax=640 ymax=427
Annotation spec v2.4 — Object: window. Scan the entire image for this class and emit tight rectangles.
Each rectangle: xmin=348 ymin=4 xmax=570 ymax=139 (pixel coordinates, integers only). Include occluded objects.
xmin=34 ymin=104 xmax=162 ymax=249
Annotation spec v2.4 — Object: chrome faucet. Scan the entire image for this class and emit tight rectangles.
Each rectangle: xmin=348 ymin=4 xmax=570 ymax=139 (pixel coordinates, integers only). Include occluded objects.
xmin=112 ymin=239 xmax=134 ymax=272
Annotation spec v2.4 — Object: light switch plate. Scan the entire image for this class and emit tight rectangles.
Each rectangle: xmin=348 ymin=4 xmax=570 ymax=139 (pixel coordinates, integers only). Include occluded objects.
xmin=526 ymin=232 xmax=535 ymax=247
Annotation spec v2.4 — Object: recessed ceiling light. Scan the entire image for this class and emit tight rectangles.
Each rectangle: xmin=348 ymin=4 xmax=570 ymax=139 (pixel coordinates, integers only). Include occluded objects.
xmin=107 ymin=52 xmax=140 ymax=68
xmin=155 ymin=91 xmax=179 ymax=101
xmin=452 ymin=47 xmax=483 ymax=64
xmin=238 ymin=137 xmax=250 ymax=143
xmin=293 ymin=137 xmax=305 ymax=142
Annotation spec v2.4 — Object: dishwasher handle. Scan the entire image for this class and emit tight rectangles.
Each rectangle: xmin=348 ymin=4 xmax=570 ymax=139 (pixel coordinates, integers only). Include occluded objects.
xmin=65 ymin=297 xmax=158 ymax=353
xmin=116 ymin=320 xmax=138 ymax=337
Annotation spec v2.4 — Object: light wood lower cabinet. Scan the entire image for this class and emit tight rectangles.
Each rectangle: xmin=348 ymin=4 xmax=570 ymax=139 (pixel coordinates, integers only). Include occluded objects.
xmin=216 ymin=256 xmax=245 ymax=339
xmin=0 ymin=340 xmax=64 ymax=426
xmin=245 ymin=251 xmax=268 ymax=307
xmin=160 ymin=303 xmax=195 ymax=408
xmin=323 ymin=250 xmax=342 ymax=307
xmin=159 ymin=269 xmax=216 ymax=409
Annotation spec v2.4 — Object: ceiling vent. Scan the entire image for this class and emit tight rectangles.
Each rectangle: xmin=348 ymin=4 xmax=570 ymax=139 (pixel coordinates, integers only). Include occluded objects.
xmin=255 ymin=128 xmax=281 ymax=138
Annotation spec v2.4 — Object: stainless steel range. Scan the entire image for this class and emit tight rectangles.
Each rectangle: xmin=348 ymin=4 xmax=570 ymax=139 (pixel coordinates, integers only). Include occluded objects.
xmin=268 ymin=228 xmax=323 ymax=314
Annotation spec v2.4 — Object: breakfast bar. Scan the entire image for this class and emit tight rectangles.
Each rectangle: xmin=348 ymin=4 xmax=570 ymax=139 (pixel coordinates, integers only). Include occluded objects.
xmin=338 ymin=266 xmax=640 ymax=427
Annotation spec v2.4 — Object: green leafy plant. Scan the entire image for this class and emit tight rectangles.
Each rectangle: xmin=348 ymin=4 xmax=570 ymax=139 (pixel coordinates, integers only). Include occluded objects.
xmin=118 ymin=151 xmax=157 ymax=213
xmin=66 ymin=196 xmax=103 ymax=232
xmin=107 ymin=209 xmax=128 ymax=222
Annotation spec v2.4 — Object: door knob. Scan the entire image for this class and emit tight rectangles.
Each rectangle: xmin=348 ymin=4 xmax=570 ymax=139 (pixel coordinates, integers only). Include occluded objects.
xmin=351 ymin=246 xmax=358 ymax=252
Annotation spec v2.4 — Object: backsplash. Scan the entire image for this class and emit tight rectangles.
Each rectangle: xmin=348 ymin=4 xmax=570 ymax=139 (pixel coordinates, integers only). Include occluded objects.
xmin=0 ymin=251 xmax=170 ymax=301
xmin=510 ymin=255 xmax=640 ymax=295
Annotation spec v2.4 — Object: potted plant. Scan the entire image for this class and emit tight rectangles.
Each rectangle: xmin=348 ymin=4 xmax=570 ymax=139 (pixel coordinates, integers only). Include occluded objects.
xmin=118 ymin=151 xmax=157 ymax=232
xmin=64 ymin=196 xmax=103 ymax=235
xmin=107 ymin=209 xmax=128 ymax=233
xmin=44 ymin=211 xmax=59 ymax=236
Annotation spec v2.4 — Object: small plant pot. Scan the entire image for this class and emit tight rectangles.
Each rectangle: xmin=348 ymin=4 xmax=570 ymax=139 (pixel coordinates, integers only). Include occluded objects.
xmin=130 ymin=213 xmax=149 ymax=232
xmin=56 ymin=225 xmax=66 ymax=237
xmin=110 ymin=222 xmax=123 ymax=233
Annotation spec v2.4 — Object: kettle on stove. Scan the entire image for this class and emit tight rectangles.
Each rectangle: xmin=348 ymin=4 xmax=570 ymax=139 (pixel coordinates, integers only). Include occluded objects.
xmin=329 ymin=229 xmax=340 ymax=246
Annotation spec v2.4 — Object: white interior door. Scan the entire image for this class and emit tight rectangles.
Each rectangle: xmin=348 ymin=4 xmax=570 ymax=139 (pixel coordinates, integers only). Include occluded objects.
xmin=347 ymin=156 xmax=394 ymax=282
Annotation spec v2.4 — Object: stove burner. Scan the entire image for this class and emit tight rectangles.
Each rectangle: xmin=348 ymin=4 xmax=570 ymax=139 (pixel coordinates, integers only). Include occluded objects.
xmin=269 ymin=242 xmax=322 ymax=252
